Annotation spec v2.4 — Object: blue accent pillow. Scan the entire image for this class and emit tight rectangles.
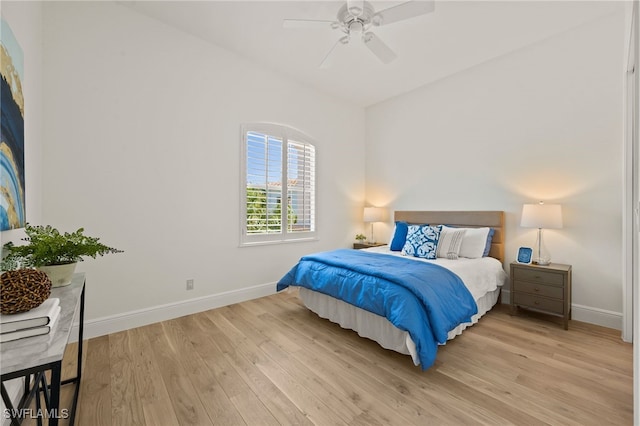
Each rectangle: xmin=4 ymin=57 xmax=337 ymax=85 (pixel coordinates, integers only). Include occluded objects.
xmin=402 ymin=225 xmax=441 ymax=259
xmin=483 ymin=228 xmax=495 ymax=257
xmin=390 ymin=221 xmax=409 ymax=251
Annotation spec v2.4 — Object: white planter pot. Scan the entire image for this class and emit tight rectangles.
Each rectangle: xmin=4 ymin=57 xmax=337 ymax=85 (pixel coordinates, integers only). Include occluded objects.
xmin=37 ymin=263 xmax=77 ymax=287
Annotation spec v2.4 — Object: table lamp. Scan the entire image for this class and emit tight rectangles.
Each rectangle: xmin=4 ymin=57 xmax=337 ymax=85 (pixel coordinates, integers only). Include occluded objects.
xmin=363 ymin=207 xmax=385 ymax=243
xmin=520 ymin=202 xmax=563 ymax=265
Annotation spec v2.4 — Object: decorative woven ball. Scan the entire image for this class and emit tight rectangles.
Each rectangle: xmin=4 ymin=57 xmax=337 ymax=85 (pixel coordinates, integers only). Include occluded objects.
xmin=0 ymin=269 xmax=52 ymax=315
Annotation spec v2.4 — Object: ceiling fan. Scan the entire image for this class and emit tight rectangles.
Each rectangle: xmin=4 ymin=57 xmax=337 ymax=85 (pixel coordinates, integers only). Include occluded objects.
xmin=283 ymin=0 xmax=435 ymax=68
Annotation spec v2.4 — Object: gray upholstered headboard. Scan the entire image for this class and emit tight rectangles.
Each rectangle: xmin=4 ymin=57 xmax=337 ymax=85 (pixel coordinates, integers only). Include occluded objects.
xmin=394 ymin=211 xmax=505 ymax=262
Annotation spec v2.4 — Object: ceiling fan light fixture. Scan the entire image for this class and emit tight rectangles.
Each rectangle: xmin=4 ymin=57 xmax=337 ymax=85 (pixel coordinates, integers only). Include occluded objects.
xmin=285 ymin=0 xmax=435 ymax=67
xmin=349 ymin=20 xmax=364 ymax=35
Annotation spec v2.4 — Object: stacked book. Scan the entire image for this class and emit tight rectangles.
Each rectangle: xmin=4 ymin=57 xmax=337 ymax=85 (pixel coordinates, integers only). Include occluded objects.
xmin=0 ymin=298 xmax=61 ymax=343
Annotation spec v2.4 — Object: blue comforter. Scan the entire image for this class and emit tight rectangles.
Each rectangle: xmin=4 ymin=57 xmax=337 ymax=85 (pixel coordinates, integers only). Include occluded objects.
xmin=277 ymin=249 xmax=477 ymax=370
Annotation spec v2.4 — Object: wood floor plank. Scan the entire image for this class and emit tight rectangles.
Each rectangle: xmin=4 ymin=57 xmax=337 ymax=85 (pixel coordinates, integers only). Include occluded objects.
xmin=226 ymin=303 xmax=366 ymax=423
xmin=76 ymin=336 xmax=112 ymax=426
xmin=205 ymin=308 xmax=337 ymax=425
xmin=109 ymin=330 xmax=146 ymax=425
xmin=185 ymin=312 xmax=282 ymax=426
xmin=127 ymin=326 xmax=180 ymax=426
xmin=144 ymin=321 xmax=214 ymax=426
xmin=70 ymin=290 xmax=632 ymax=426
xmin=165 ymin=316 xmax=247 ymax=426
xmin=245 ymin=305 xmax=415 ymax=425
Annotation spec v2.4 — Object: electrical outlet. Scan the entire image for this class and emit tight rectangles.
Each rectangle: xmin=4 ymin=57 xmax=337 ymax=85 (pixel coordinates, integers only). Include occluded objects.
xmin=186 ymin=279 xmax=194 ymax=290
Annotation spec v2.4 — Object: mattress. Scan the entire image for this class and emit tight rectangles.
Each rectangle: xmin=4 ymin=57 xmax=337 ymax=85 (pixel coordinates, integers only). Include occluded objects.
xmin=297 ymin=246 xmax=507 ymax=366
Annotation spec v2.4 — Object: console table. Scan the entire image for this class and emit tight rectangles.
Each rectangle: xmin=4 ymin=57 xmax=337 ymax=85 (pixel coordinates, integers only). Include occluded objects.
xmin=1 ymin=273 xmax=85 ymax=425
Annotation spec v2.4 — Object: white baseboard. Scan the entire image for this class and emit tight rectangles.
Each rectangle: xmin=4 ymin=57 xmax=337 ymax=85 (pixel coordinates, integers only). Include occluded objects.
xmin=69 ymin=282 xmax=277 ymax=342
xmin=570 ymin=303 xmax=623 ymax=331
xmin=500 ymin=289 xmax=622 ymax=331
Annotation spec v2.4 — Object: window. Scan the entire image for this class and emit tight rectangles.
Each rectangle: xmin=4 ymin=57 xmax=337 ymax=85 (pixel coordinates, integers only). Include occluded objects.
xmin=241 ymin=123 xmax=316 ymax=245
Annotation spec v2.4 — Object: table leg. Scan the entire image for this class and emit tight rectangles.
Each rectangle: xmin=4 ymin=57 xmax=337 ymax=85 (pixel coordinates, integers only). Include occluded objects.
xmin=35 ymin=375 xmax=43 ymax=426
xmin=49 ymin=361 xmax=62 ymax=426
xmin=69 ymin=284 xmax=85 ymax=425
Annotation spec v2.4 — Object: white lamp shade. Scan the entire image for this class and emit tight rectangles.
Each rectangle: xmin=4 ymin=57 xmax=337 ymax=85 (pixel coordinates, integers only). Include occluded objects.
xmin=520 ymin=203 xmax=563 ymax=229
xmin=363 ymin=207 xmax=385 ymax=223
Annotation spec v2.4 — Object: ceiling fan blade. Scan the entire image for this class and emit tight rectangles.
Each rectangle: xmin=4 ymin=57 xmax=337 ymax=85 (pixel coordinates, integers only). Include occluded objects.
xmin=374 ymin=1 xmax=435 ymax=26
xmin=319 ymin=36 xmax=349 ymax=68
xmin=347 ymin=0 xmax=364 ymax=16
xmin=283 ymin=19 xmax=336 ymax=29
xmin=363 ymin=32 xmax=397 ymax=64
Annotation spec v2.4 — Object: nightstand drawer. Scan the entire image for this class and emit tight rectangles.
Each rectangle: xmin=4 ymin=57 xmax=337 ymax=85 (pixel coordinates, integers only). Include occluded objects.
xmin=512 ymin=280 xmax=563 ymax=299
xmin=513 ymin=293 xmax=564 ymax=315
xmin=512 ymin=268 xmax=564 ymax=286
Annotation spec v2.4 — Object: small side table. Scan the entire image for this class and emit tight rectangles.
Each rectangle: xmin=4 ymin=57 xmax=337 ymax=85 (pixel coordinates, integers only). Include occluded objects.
xmin=1 ymin=273 xmax=86 ymax=425
xmin=353 ymin=242 xmax=387 ymax=250
xmin=510 ymin=262 xmax=572 ymax=329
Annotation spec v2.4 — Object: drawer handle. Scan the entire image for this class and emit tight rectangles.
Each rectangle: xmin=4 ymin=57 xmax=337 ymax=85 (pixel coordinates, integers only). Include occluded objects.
xmin=534 ymin=275 xmax=541 ymax=279
xmin=534 ymin=301 xmax=540 ymax=305
xmin=534 ymin=287 xmax=540 ymax=292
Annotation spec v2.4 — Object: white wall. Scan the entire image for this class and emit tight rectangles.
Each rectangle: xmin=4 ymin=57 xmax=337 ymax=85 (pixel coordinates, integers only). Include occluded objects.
xmin=41 ymin=2 xmax=365 ymax=327
xmin=365 ymin=11 xmax=624 ymax=327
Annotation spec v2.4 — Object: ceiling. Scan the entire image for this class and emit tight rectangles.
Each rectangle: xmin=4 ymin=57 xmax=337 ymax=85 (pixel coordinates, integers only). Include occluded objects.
xmin=121 ymin=0 xmax=623 ymax=107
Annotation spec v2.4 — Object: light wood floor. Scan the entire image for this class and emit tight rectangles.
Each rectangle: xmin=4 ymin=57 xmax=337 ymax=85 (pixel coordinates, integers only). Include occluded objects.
xmin=27 ymin=289 xmax=632 ymax=425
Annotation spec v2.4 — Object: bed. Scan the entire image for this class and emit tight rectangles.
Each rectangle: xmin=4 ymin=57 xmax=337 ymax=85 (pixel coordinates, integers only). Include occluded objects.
xmin=277 ymin=210 xmax=507 ymax=369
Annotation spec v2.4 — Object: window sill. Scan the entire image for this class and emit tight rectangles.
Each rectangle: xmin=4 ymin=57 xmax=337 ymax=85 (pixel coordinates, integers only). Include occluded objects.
xmin=239 ymin=237 xmax=319 ymax=248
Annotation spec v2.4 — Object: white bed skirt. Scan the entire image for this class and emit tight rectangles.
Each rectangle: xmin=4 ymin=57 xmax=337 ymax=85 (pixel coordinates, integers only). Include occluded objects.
xmin=298 ymin=287 xmax=501 ymax=366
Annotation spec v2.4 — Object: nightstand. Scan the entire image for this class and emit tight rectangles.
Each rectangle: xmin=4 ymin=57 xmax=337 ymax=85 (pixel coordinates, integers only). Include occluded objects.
xmin=510 ymin=262 xmax=572 ymax=329
xmin=353 ymin=242 xmax=386 ymax=250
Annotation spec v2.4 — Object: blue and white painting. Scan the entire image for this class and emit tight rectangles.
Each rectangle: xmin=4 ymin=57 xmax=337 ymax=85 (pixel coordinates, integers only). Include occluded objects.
xmin=0 ymin=18 xmax=25 ymax=231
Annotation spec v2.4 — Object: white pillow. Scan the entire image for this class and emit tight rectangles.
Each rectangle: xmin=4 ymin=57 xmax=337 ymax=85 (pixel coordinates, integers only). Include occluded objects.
xmin=436 ymin=226 xmax=466 ymax=260
xmin=458 ymin=227 xmax=491 ymax=259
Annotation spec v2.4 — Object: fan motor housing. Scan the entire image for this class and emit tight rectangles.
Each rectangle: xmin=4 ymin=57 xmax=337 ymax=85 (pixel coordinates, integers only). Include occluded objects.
xmin=336 ymin=2 xmax=376 ymax=35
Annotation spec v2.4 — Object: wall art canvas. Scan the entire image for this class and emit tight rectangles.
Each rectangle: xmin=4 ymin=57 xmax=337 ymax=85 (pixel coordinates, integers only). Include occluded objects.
xmin=0 ymin=18 xmax=25 ymax=231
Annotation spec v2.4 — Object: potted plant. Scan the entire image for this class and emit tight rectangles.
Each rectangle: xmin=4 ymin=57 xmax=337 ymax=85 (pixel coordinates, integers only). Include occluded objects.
xmin=355 ymin=233 xmax=367 ymax=243
xmin=1 ymin=224 xmax=122 ymax=287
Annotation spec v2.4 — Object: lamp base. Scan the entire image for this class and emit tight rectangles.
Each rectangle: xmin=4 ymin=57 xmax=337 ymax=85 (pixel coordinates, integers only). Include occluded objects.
xmin=534 ymin=228 xmax=551 ymax=266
